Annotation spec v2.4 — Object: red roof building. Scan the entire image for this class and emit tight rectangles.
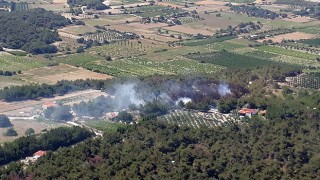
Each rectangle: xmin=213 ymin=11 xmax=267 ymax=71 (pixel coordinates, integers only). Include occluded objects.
xmin=42 ymin=101 xmax=58 ymax=109
xmin=238 ymin=108 xmax=258 ymax=116
xmin=33 ymin=150 xmax=47 ymax=158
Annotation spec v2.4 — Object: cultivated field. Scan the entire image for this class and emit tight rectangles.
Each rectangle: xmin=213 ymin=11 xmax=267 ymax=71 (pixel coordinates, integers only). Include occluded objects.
xmin=18 ymin=63 xmax=112 ymax=84
xmin=0 ymin=52 xmax=46 ymax=71
xmin=0 ymin=119 xmax=62 ymax=142
xmin=257 ymin=32 xmax=317 ymax=43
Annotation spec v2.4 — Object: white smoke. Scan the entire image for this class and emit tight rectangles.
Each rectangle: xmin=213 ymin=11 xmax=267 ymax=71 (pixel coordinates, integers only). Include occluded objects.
xmin=175 ymin=97 xmax=192 ymax=105
xmin=113 ymin=83 xmax=145 ymax=110
xmin=218 ymin=83 xmax=231 ymax=96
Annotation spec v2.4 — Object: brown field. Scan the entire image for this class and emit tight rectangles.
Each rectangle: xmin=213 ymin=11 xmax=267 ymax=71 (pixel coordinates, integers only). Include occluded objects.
xmin=18 ymin=64 xmax=112 ymax=84
xmin=163 ymin=25 xmax=214 ymax=36
xmin=128 ymin=22 xmax=168 ymax=29
xmin=59 ymin=25 xmax=97 ymax=35
xmin=195 ymin=0 xmax=228 ymax=5
xmin=283 ymin=16 xmax=314 ymax=23
xmin=29 ymin=3 xmax=68 ymax=12
xmin=157 ymin=2 xmax=184 ymax=8
xmin=183 ymin=12 xmax=239 ymax=32
xmin=0 ymin=119 xmax=63 ymax=142
xmin=257 ymin=32 xmax=317 ymax=43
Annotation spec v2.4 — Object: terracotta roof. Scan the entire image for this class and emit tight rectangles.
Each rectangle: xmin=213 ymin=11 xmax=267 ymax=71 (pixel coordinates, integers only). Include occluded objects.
xmin=34 ymin=150 xmax=47 ymax=157
xmin=238 ymin=108 xmax=257 ymax=114
xmin=43 ymin=102 xmax=58 ymax=108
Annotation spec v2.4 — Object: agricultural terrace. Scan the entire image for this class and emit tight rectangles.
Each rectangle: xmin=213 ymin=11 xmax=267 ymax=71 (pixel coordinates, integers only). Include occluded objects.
xmin=286 ymin=73 xmax=320 ymax=89
xmin=87 ymin=40 xmax=166 ymax=59
xmin=300 ymin=38 xmax=320 ymax=47
xmin=56 ymin=52 xmax=223 ymax=77
xmin=185 ymin=51 xmax=292 ymax=69
xmin=255 ymin=45 xmax=319 ymax=60
xmin=158 ymin=110 xmax=239 ymax=129
xmin=18 ymin=64 xmax=112 ymax=85
xmin=126 ymin=5 xmax=186 ymax=18
xmin=59 ymin=25 xmax=97 ymax=35
xmin=0 ymin=52 xmax=46 ymax=72
xmin=256 ymin=32 xmax=317 ymax=43
xmin=0 ymin=119 xmax=62 ymax=142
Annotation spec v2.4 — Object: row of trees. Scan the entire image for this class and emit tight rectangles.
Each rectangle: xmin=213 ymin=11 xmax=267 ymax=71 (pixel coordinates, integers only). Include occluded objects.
xmin=0 ymin=79 xmax=111 ymax=101
xmin=229 ymin=5 xmax=287 ymax=19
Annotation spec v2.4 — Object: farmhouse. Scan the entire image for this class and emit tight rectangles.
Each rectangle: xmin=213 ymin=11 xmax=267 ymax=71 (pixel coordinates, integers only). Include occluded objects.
xmin=42 ymin=101 xmax=58 ymax=109
xmin=238 ymin=108 xmax=258 ymax=117
xmin=22 ymin=150 xmax=47 ymax=164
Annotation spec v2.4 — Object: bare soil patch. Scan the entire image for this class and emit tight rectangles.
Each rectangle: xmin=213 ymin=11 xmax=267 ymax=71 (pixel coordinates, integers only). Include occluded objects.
xmin=257 ymin=32 xmax=317 ymax=43
xmin=164 ymin=25 xmax=214 ymax=35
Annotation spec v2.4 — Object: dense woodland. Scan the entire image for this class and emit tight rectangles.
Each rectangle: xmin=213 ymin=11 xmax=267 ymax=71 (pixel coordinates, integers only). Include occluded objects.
xmin=0 ymin=126 xmax=93 ymax=166
xmin=0 ymin=8 xmax=70 ymax=54
xmin=1 ymin=99 xmax=319 ymax=179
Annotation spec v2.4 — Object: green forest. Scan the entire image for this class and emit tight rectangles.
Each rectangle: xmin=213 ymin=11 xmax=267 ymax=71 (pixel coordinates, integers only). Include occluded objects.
xmin=0 ymin=8 xmax=70 ymax=54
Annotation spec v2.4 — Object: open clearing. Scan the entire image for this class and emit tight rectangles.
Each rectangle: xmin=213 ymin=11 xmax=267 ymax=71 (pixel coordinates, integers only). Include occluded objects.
xmin=0 ymin=52 xmax=46 ymax=71
xmin=164 ymin=25 xmax=213 ymax=36
xmin=19 ymin=63 xmax=112 ymax=84
xmin=59 ymin=25 xmax=97 ymax=35
xmin=257 ymin=32 xmax=317 ymax=43
xmin=0 ymin=119 xmax=62 ymax=142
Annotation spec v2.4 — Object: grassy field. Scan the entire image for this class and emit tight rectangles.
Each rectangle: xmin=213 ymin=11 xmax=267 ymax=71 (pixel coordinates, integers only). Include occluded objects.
xmin=0 ymin=52 xmax=46 ymax=71
xmin=182 ymin=36 xmax=235 ymax=47
xmin=185 ymin=50 xmax=293 ymax=69
xmin=128 ymin=5 xmax=185 ymax=18
xmin=255 ymin=45 xmax=319 ymax=60
xmin=59 ymin=25 xmax=97 ymax=35
xmin=299 ymin=38 xmax=320 ymax=47
xmin=87 ymin=40 xmax=165 ymax=59
xmin=85 ymin=120 xmax=128 ymax=132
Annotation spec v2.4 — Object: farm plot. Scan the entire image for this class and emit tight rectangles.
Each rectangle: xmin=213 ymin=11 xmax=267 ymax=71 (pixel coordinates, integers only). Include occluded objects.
xmin=185 ymin=50 xmax=290 ymax=69
xmin=87 ymin=40 xmax=165 ymax=59
xmin=59 ymin=25 xmax=97 ymax=35
xmin=164 ymin=25 xmax=213 ymax=36
xmin=158 ymin=110 xmax=238 ymax=129
xmin=257 ymin=32 xmax=317 ymax=43
xmin=0 ymin=52 xmax=46 ymax=71
xmin=127 ymin=5 xmax=185 ymax=17
xmin=297 ymin=26 xmax=320 ymax=35
xmin=82 ymin=30 xmax=132 ymax=43
xmin=134 ymin=58 xmax=224 ymax=76
xmin=18 ymin=63 xmax=112 ymax=84
xmin=255 ymin=45 xmax=319 ymax=60
xmin=300 ymin=38 xmax=320 ymax=47
xmin=0 ymin=119 xmax=62 ymax=142
xmin=0 ymin=76 xmax=27 ymax=89
xmin=286 ymin=73 xmax=320 ymax=89
xmin=182 ymin=36 xmax=235 ymax=47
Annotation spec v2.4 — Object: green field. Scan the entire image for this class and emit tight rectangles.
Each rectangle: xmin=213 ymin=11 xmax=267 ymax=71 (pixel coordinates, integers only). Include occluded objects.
xmin=88 ymin=40 xmax=164 ymax=59
xmin=182 ymin=36 xmax=235 ymax=47
xmin=255 ymin=45 xmax=319 ymax=60
xmin=0 ymin=53 xmax=46 ymax=71
xmin=185 ymin=51 xmax=294 ymax=69
xmin=300 ymin=38 xmax=320 ymax=47
xmin=85 ymin=120 xmax=128 ymax=132
xmin=128 ymin=5 xmax=185 ymax=17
